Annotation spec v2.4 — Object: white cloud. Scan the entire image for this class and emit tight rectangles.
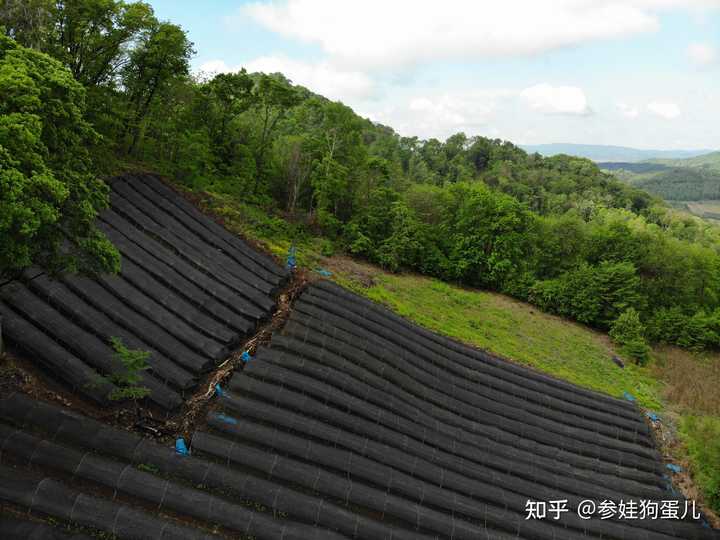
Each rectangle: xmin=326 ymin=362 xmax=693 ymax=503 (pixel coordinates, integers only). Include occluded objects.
xmin=235 ymin=0 xmax=720 ymax=70
xmin=631 ymin=0 xmax=720 ymax=8
xmin=617 ymin=102 xmax=640 ymax=118
xmin=647 ymin=101 xmax=681 ymax=119
xmin=687 ymin=42 xmax=718 ymax=66
xmin=520 ymin=84 xmax=591 ymax=116
xmin=198 ymin=59 xmax=233 ymax=75
xmin=198 ymin=56 xmax=376 ymax=101
xmin=369 ymin=91 xmax=512 ymax=139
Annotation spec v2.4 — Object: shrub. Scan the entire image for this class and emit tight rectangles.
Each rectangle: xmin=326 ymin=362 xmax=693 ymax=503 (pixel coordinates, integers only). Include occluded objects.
xmin=529 ymin=261 xmax=643 ymax=328
xmin=610 ymin=308 xmax=650 ymax=364
xmin=645 ymin=307 xmax=691 ymax=344
xmin=376 ymin=202 xmax=425 ymax=272
xmin=320 ymin=238 xmax=335 ymax=257
xmin=646 ymin=308 xmax=720 ymax=351
xmin=107 ymin=337 xmax=151 ymax=401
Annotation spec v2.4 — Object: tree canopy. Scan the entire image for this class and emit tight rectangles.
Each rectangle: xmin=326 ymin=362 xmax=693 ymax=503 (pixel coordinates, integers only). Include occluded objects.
xmin=0 ymin=33 xmax=118 ymax=278
xmin=3 ymin=1 xmax=720 ymax=353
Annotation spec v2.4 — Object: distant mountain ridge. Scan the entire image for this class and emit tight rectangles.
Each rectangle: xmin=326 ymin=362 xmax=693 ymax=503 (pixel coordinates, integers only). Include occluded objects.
xmin=647 ymin=151 xmax=720 ymax=173
xmin=598 ymin=151 xmax=720 ymax=204
xmin=521 ymin=143 xmax=715 ymax=163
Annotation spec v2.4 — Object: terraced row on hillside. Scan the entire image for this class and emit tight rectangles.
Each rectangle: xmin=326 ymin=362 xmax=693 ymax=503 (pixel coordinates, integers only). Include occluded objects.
xmin=202 ymin=281 xmax=716 ymax=539
xmin=0 ymin=174 xmax=286 ymax=409
xmin=0 ymin=282 xmax=717 ymax=538
xmin=0 ymin=393 xmax=336 ymax=540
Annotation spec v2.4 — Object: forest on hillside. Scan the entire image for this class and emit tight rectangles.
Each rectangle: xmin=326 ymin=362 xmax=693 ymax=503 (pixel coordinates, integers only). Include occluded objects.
xmin=605 ymin=163 xmax=720 ymax=202
xmin=3 ymin=1 xmax=720 ymax=358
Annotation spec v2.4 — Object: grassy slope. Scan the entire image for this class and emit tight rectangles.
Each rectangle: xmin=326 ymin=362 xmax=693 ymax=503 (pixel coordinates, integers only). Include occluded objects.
xmin=200 ymin=189 xmax=720 ymax=516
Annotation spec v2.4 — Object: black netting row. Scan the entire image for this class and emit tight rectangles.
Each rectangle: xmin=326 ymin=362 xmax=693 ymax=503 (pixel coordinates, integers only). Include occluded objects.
xmin=311 ymin=280 xmax=638 ymax=419
xmin=216 ymin=388 xmax=703 ymax=540
xmin=0 ymin=306 xmax=113 ymax=405
xmin=0 ymin=464 xmax=216 ymax=540
xmin=300 ymin=289 xmax=650 ymax=440
xmin=0 ymin=515 xmax=93 ymax=539
xmin=113 ymin=180 xmax=273 ymax=296
xmin=271 ymin=327 xmax=661 ymax=484
xmin=96 ymin=219 xmax=255 ymax=331
xmin=193 ymin=428 xmax=519 ymax=540
xmin=27 ymin=273 xmax=196 ymax=390
xmin=108 ymin=255 xmax=239 ymax=346
xmin=134 ymin=173 xmax=286 ymax=282
xmin=0 ymin=394 xmax=387 ymax=539
xmin=109 ymin=186 xmax=273 ymax=312
xmin=61 ymin=273 xmax=211 ymax=373
xmin=101 ymin=208 xmax=267 ymax=322
xmin=302 ymin=288 xmax=647 ymax=438
xmin=0 ymin=285 xmax=180 ymax=409
xmin=119 ymin=177 xmax=280 ymax=291
xmin=287 ymin=307 xmax=652 ymax=453
xmin=280 ymin=316 xmax=660 ymax=473
xmin=95 ymin=271 xmax=228 ymax=361
xmin=234 ymin=360 xmax=663 ymax=501
xmin=0 ymin=424 xmax=343 ymax=540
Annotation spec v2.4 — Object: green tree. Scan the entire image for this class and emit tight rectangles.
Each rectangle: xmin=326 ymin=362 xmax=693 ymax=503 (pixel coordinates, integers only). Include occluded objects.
xmin=272 ymin=134 xmax=312 ymax=214
xmin=0 ymin=34 xmax=119 ymax=278
xmin=376 ymin=202 xmax=425 ymax=272
xmin=443 ymin=183 xmax=535 ymax=289
xmin=1 ymin=0 xmax=54 ymax=50
xmin=107 ymin=336 xmax=151 ymax=401
xmin=609 ymin=308 xmax=650 ymax=364
xmin=2 ymin=0 xmax=157 ymax=87
xmin=204 ymin=70 xmax=254 ymax=159
xmin=122 ymin=21 xmax=193 ymax=154
xmin=50 ymin=0 xmax=156 ymax=87
xmin=250 ymin=73 xmax=300 ymax=192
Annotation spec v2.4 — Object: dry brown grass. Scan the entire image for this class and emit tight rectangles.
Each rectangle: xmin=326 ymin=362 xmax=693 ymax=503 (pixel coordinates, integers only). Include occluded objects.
xmin=653 ymin=346 xmax=720 ymax=416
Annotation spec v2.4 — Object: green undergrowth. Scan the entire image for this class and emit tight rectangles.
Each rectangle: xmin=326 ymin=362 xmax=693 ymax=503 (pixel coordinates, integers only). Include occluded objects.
xmin=680 ymin=416 xmax=720 ymax=512
xmin=202 ymin=192 xmax=326 ymax=270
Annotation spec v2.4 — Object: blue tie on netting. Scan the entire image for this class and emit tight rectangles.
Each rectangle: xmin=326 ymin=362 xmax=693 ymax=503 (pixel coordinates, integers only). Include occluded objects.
xmin=315 ymin=268 xmax=332 ymax=277
xmin=215 ymin=383 xmax=224 ymax=398
xmin=175 ymin=438 xmax=189 ymax=456
xmin=622 ymin=391 xmax=636 ymax=402
xmin=215 ymin=413 xmax=238 ymax=425
xmin=241 ymin=351 xmax=252 ymax=363
xmin=286 ymin=245 xmax=297 ymax=271
xmin=645 ymin=411 xmax=660 ymax=422
xmin=661 ymin=473 xmax=678 ymax=495
xmin=666 ymin=463 xmax=683 ymax=474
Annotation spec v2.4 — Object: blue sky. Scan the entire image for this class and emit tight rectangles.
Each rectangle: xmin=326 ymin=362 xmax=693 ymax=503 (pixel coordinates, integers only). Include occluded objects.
xmin=148 ymin=1 xmax=719 ymax=150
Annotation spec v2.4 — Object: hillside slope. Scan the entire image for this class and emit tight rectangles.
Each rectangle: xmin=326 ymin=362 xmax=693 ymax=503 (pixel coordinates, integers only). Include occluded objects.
xmin=603 ymin=152 xmax=720 ymax=213
xmin=605 ymin=165 xmax=720 ymax=202
xmin=649 ymin=151 xmax=720 ymax=173
xmin=200 ymin=185 xmax=720 ymax=521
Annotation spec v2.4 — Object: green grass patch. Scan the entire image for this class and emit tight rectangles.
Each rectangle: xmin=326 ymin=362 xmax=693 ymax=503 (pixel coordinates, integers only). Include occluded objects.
xmin=201 ymin=192 xmax=326 ymax=270
xmin=680 ymin=415 xmax=720 ymax=513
